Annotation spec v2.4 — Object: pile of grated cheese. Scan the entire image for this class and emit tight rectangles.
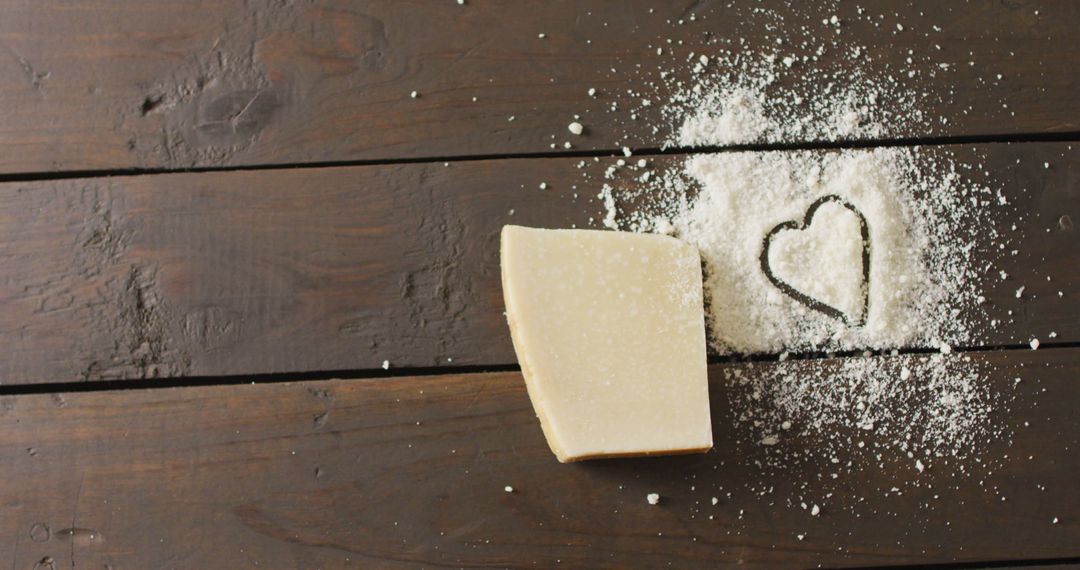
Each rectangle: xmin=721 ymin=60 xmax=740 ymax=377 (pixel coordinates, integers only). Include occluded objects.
xmin=575 ymin=12 xmax=1021 ymax=489
xmin=621 ymin=147 xmax=1005 ymax=356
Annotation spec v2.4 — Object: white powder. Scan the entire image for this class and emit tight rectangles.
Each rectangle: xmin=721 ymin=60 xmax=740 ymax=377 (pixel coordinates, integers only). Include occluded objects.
xmin=564 ymin=5 xmax=1024 ymax=496
xmin=597 ymin=184 xmax=618 ymax=229
xmin=665 ymin=49 xmax=920 ymax=148
xmin=602 ymin=147 xmax=999 ymax=356
xmin=767 ymin=199 xmax=867 ymax=324
xmin=666 ymin=148 xmax=992 ymax=354
xmin=728 ymin=353 xmax=1003 ymax=464
xmin=587 ymin=20 xmax=1014 ymax=356
xmin=678 ymin=87 xmax=772 ymax=146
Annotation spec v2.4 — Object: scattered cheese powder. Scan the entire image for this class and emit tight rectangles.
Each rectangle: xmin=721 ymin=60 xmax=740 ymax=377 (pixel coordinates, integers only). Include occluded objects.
xmin=727 ymin=353 xmax=1001 ymax=470
xmin=686 ymin=147 xmax=989 ymax=351
xmin=561 ymin=16 xmax=1028 ymax=493
xmin=588 ymin=29 xmax=1010 ymax=355
xmin=608 ymin=148 xmax=999 ymax=355
xmin=666 ymin=47 xmax=925 ymax=148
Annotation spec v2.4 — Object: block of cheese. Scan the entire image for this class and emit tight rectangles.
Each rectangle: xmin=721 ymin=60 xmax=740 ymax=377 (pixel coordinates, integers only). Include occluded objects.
xmin=500 ymin=225 xmax=712 ymax=462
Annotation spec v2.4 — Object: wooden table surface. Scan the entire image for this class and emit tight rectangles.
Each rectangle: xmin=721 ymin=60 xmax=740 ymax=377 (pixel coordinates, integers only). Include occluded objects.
xmin=0 ymin=1 xmax=1077 ymax=568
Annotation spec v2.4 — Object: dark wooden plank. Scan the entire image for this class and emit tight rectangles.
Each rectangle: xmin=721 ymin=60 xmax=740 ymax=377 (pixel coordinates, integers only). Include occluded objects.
xmin=978 ymin=565 xmax=1080 ymax=570
xmin=0 ymin=142 xmax=1076 ymax=385
xmin=0 ymin=348 xmax=1077 ymax=568
xmin=984 ymin=561 xmax=1080 ymax=565
xmin=1 ymin=0 xmax=1079 ymax=174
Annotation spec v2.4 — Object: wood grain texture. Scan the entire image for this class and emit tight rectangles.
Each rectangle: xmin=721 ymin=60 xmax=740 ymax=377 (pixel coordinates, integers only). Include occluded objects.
xmin=0 ymin=142 xmax=1076 ymax=385
xmin=0 ymin=348 xmax=1076 ymax=568
xmin=984 ymin=565 xmax=1080 ymax=570
xmin=0 ymin=0 xmax=1078 ymax=174
xmin=984 ymin=561 xmax=1080 ymax=565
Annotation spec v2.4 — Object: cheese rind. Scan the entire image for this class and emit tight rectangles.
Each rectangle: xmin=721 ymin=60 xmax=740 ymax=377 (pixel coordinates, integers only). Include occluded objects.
xmin=500 ymin=225 xmax=712 ymax=462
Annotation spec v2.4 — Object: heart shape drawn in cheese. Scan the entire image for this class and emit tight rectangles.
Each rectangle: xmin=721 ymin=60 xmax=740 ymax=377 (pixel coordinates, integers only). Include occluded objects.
xmin=759 ymin=195 xmax=870 ymax=326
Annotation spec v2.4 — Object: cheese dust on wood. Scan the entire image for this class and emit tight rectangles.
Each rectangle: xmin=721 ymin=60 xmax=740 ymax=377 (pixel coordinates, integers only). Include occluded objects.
xmin=589 ymin=22 xmax=1009 ymax=357
xmin=591 ymin=117 xmax=1013 ymax=483
xmin=622 ymin=147 xmax=1007 ymax=356
xmin=667 ymin=43 xmax=926 ymax=148
xmin=554 ymin=4 xmax=1032 ymax=494
xmin=729 ymin=353 xmax=1003 ymax=464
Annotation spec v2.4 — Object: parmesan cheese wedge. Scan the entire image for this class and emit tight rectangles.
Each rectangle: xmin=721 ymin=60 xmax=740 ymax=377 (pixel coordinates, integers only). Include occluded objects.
xmin=500 ymin=225 xmax=712 ymax=462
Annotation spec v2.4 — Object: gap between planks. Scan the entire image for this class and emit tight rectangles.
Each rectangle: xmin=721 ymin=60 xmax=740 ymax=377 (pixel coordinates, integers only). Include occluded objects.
xmin=1 ymin=341 xmax=1077 ymax=397
xmin=840 ymin=556 xmax=1080 ymax=570
xmin=0 ymin=130 xmax=1079 ymax=185
xmin=1 ymin=141 xmax=1071 ymax=386
xmin=1 ymin=346 xmax=1076 ymax=567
